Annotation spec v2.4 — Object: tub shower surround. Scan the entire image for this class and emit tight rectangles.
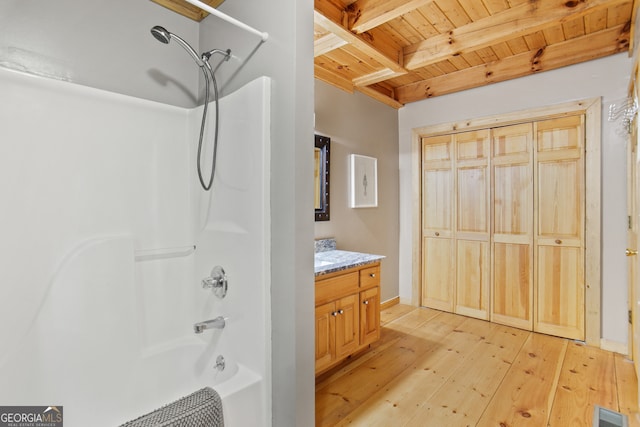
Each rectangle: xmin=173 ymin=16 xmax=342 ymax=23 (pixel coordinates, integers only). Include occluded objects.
xmin=0 ymin=66 xmax=271 ymax=427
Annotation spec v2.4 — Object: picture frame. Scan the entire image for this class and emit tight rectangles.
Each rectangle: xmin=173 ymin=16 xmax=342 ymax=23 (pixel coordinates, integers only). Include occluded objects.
xmin=314 ymin=135 xmax=330 ymax=221
xmin=349 ymin=154 xmax=378 ymax=208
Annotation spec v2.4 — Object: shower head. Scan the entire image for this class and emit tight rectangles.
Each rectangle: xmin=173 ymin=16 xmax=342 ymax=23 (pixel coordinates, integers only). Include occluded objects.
xmin=150 ymin=25 xmax=204 ymax=67
xmin=150 ymin=25 xmax=171 ymax=44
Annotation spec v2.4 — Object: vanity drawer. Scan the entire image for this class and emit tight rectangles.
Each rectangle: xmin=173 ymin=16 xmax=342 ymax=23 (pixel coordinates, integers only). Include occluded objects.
xmin=359 ymin=265 xmax=380 ymax=288
xmin=316 ymin=272 xmax=359 ymax=305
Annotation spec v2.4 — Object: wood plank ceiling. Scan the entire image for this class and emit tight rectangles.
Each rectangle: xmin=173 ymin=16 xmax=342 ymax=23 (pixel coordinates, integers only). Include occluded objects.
xmin=315 ymin=0 xmax=637 ymax=108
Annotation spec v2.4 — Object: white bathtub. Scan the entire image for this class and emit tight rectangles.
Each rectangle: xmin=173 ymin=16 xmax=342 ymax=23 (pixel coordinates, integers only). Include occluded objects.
xmin=119 ymin=341 xmax=264 ymax=426
xmin=217 ymin=364 xmax=264 ymax=426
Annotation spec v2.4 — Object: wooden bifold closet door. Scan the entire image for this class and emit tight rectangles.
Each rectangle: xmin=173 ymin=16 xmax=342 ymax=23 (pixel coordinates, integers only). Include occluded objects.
xmin=491 ymin=123 xmax=534 ymax=331
xmin=421 ymin=115 xmax=585 ymax=341
xmin=534 ymin=116 xmax=585 ymax=340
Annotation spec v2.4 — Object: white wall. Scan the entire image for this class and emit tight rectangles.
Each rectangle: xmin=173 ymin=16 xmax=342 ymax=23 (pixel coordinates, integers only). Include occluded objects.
xmin=314 ymin=80 xmax=400 ymax=302
xmin=0 ymin=0 xmax=200 ymax=107
xmin=199 ymin=1 xmax=316 ymax=425
xmin=398 ymin=53 xmax=633 ymax=346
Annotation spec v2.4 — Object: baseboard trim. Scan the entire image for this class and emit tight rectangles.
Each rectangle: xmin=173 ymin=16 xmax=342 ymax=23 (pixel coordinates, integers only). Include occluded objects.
xmin=600 ymin=338 xmax=628 ymax=355
xmin=380 ymin=296 xmax=400 ymax=310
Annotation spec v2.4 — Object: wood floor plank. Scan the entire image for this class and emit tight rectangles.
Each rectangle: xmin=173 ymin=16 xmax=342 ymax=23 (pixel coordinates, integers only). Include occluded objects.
xmin=402 ymin=320 xmax=530 ymax=426
xmin=316 ymin=305 xmax=640 ymax=427
xmin=316 ymin=308 xmax=441 ymax=391
xmin=316 ymin=323 xmax=406 ymax=390
xmin=549 ymin=342 xmax=618 ymax=426
xmin=380 ymin=303 xmax=415 ymax=325
xmin=383 ymin=306 xmax=442 ymax=333
xmin=315 ymin=310 xmax=466 ymax=426
xmin=334 ymin=316 xmax=501 ymax=426
xmin=476 ymin=333 xmax=567 ymax=427
xmin=316 ymin=310 xmax=456 ymax=426
xmin=615 ymin=353 xmax=640 ymax=427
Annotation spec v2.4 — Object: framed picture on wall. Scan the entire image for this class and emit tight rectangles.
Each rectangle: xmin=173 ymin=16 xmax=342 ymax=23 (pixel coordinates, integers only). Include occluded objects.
xmin=349 ymin=154 xmax=378 ymax=208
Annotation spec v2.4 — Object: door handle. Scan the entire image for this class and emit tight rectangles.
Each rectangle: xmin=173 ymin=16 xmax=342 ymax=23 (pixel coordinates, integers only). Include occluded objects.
xmin=626 ymin=249 xmax=638 ymax=256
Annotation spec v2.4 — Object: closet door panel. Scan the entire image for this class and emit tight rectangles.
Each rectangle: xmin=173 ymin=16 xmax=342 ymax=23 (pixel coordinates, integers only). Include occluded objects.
xmin=492 ymin=242 xmax=533 ymax=329
xmin=422 ymin=237 xmax=455 ymax=311
xmin=422 ymin=135 xmax=453 ymax=237
xmin=537 ymin=159 xmax=582 ymax=240
xmin=537 ymin=246 xmax=584 ymax=339
xmin=455 ymin=130 xmax=490 ymax=319
xmin=493 ymin=164 xmax=531 ymax=236
xmin=491 ymin=124 xmax=534 ymax=329
xmin=422 ymin=135 xmax=454 ymax=311
xmin=456 ymin=240 xmax=489 ymax=319
xmin=457 ymin=167 xmax=487 ymax=235
xmin=493 ymin=123 xmax=531 ymax=158
xmin=423 ymin=169 xmax=453 ymax=234
xmin=534 ymin=116 xmax=585 ymax=340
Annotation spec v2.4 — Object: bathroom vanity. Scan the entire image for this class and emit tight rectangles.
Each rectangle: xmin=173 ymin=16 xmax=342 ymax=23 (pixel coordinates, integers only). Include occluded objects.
xmin=314 ymin=240 xmax=384 ymax=375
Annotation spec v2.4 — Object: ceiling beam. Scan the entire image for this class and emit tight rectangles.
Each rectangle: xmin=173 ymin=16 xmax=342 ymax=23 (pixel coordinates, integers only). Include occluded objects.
xmin=348 ymin=0 xmax=436 ymax=34
xmin=403 ymin=0 xmax=629 ymax=70
xmin=314 ymin=33 xmax=349 ymax=57
xmin=353 ymin=68 xmax=407 ymax=86
xmin=629 ymin=0 xmax=639 ymax=54
xmin=356 ymin=85 xmax=404 ymax=109
xmin=314 ymin=65 xmax=355 ymax=93
xmin=397 ymin=23 xmax=630 ymax=103
xmin=314 ymin=0 xmax=406 ymax=73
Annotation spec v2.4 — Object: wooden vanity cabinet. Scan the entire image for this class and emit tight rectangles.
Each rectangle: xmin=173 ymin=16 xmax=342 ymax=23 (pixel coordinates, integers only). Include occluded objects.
xmin=315 ymin=262 xmax=381 ymax=375
xmin=360 ymin=286 xmax=380 ymax=346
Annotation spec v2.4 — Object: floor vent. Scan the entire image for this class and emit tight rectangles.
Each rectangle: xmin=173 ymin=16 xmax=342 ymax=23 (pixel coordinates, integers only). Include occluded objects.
xmin=593 ymin=405 xmax=629 ymax=427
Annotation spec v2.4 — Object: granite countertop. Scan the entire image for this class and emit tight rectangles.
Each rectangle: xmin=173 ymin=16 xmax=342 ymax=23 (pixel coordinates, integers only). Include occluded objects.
xmin=314 ymin=238 xmax=385 ymax=276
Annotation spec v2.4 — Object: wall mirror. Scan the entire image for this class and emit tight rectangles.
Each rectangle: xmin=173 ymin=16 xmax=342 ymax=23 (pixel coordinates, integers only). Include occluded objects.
xmin=315 ymin=134 xmax=330 ymax=221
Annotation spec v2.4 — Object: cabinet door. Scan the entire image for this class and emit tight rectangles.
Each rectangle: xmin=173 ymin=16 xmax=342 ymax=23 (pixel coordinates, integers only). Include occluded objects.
xmin=455 ymin=130 xmax=490 ymax=319
xmin=335 ymin=294 xmax=360 ymax=359
xmin=315 ymin=302 xmax=335 ymax=373
xmin=491 ymin=124 xmax=534 ymax=330
xmin=360 ymin=287 xmax=380 ymax=346
xmin=422 ymin=135 xmax=455 ymax=311
xmin=534 ymin=116 xmax=585 ymax=340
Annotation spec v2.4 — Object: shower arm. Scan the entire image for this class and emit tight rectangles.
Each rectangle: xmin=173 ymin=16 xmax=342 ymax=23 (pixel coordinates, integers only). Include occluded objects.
xmin=202 ymin=49 xmax=231 ymax=62
xmin=202 ymin=49 xmax=231 ymax=75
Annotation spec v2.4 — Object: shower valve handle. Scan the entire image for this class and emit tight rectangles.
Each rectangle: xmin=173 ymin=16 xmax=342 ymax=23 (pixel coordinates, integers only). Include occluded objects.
xmin=202 ymin=265 xmax=228 ymax=299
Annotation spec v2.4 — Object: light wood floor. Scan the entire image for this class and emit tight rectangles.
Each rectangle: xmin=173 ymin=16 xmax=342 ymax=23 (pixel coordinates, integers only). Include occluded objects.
xmin=316 ymin=304 xmax=640 ymax=427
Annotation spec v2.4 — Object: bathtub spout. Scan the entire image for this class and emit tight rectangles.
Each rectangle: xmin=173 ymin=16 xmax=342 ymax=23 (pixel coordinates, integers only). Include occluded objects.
xmin=194 ymin=316 xmax=226 ymax=334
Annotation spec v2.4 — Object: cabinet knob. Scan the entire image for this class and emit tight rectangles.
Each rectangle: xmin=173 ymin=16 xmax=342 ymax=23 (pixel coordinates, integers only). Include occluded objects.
xmin=555 ymin=239 xmax=562 ymax=244
xmin=331 ymin=311 xmax=338 ymax=317
xmin=363 ymin=300 xmax=369 ymax=305
xmin=338 ymin=309 xmax=344 ymax=315
xmin=370 ymin=273 xmax=376 ymax=278
xmin=435 ymin=232 xmax=440 ymax=236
